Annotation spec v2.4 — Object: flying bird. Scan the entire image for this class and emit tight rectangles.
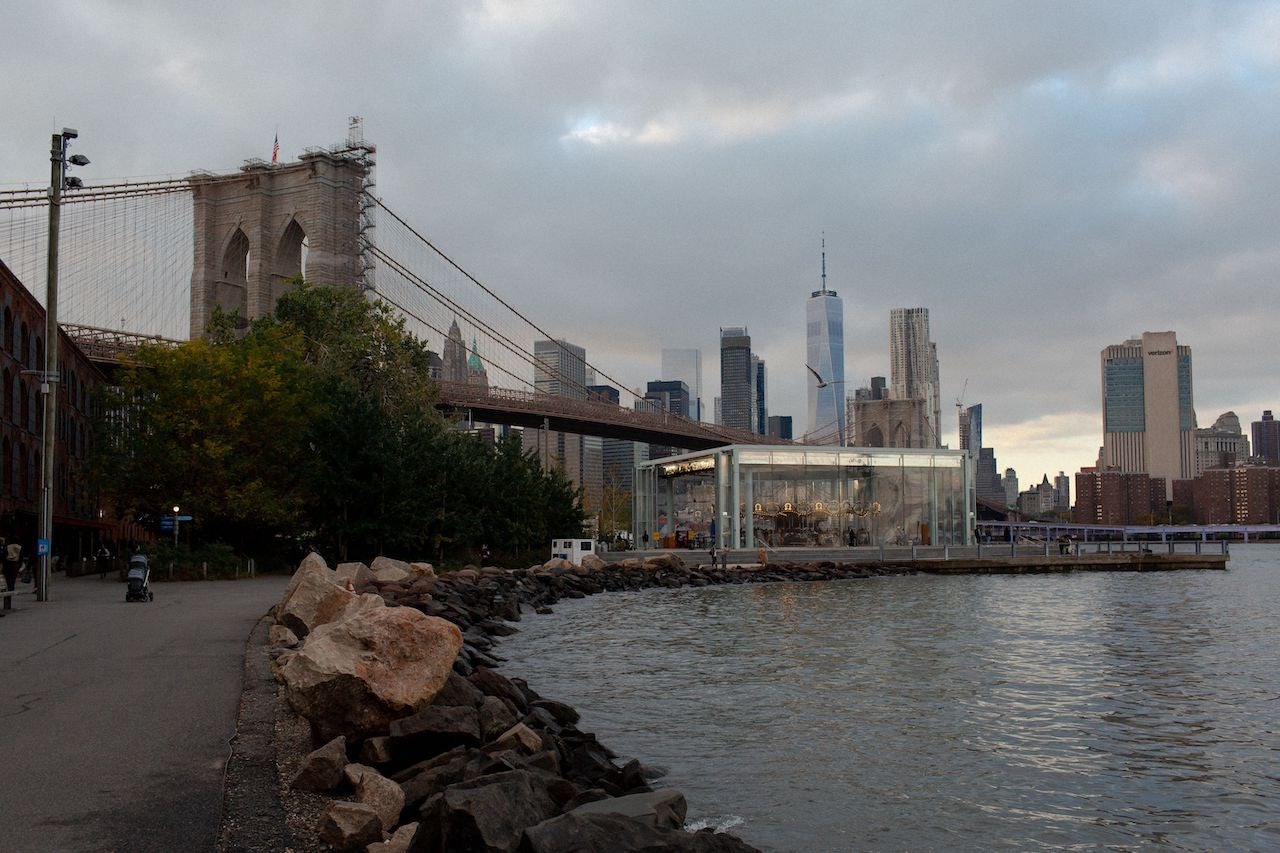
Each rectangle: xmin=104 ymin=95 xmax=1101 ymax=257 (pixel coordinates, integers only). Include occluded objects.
xmin=806 ymin=364 xmax=845 ymax=389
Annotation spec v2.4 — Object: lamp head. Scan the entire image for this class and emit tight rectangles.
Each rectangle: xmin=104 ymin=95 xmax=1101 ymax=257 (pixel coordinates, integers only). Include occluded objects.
xmin=68 ymin=154 xmax=89 ymax=166
xmin=61 ymin=128 xmax=79 ymax=140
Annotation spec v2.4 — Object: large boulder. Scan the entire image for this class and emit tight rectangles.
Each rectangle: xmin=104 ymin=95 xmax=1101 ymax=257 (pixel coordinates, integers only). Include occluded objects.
xmin=580 ymin=553 xmax=608 ymax=571
xmin=519 ymin=813 xmax=761 ymax=852
xmin=570 ymin=789 xmax=687 ymax=830
xmin=277 ymin=559 xmax=385 ymax=639
xmin=369 ymin=822 xmax=418 ymax=853
xmin=277 ymin=607 xmax=463 ymax=740
xmin=409 ymin=770 xmax=560 ymax=853
xmin=335 ymin=561 xmax=375 ymax=589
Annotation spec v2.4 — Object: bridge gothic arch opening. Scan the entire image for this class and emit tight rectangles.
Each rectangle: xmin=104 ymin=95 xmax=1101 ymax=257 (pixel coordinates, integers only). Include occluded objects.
xmin=215 ymin=228 xmax=252 ymax=326
xmin=273 ymin=218 xmax=308 ymax=303
xmin=864 ymin=425 xmax=885 ymax=448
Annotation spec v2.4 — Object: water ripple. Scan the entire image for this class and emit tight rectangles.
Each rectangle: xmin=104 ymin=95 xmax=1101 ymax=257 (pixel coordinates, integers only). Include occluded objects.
xmin=500 ymin=546 xmax=1280 ymax=852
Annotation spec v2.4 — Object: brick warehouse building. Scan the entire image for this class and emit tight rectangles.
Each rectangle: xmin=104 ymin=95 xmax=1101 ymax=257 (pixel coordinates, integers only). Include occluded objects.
xmin=0 ymin=258 xmax=126 ymax=570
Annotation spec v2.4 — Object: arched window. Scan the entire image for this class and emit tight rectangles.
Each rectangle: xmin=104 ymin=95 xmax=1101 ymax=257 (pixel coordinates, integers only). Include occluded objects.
xmin=2 ymin=369 xmax=11 ymax=425
xmin=2 ymin=307 xmax=11 ymax=353
xmin=0 ymin=437 xmax=8 ymax=497
xmin=20 ymin=383 xmax=29 ymax=433
xmin=34 ymin=335 xmax=43 ymax=377
xmin=18 ymin=442 xmax=27 ymax=500
xmin=19 ymin=322 xmax=29 ymax=367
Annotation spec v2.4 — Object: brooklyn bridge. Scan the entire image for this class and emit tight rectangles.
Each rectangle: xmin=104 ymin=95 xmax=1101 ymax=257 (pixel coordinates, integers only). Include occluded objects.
xmin=0 ymin=131 xmax=768 ymax=452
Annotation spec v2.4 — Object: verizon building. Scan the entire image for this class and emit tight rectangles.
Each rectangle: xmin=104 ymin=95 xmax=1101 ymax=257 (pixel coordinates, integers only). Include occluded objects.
xmin=1101 ymin=331 xmax=1196 ymax=500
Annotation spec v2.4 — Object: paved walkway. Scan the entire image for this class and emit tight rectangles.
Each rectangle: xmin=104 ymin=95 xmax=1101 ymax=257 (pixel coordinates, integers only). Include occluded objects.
xmin=0 ymin=570 xmax=290 ymax=853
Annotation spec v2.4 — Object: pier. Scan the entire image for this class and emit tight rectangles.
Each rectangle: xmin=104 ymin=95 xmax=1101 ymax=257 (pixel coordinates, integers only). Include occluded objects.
xmin=610 ymin=539 xmax=1231 ymax=573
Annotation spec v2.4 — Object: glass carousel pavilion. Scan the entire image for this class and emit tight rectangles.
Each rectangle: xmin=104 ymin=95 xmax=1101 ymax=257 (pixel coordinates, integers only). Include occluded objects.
xmin=634 ymin=445 xmax=973 ymax=551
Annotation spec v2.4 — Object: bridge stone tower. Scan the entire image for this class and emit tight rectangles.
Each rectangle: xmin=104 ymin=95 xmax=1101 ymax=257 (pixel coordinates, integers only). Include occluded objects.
xmin=188 ymin=148 xmax=372 ymax=337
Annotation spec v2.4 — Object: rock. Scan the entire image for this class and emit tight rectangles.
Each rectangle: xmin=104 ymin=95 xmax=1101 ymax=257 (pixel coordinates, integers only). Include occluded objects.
xmin=486 ymin=722 xmax=543 ymax=756
xmin=409 ymin=562 xmax=436 ymax=578
xmin=268 ymin=624 xmax=299 ymax=648
xmin=344 ymin=763 xmax=406 ymax=832
xmin=469 ymin=668 xmax=528 ymax=715
xmin=358 ymin=736 xmax=394 ymax=766
xmin=409 ymin=770 xmax=560 ymax=853
xmin=278 ymin=561 xmax=385 ymax=639
xmin=430 ymin=671 xmax=485 ymax=709
xmin=519 ymin=812 xmax=761 ymax=852
xmin=368 ymin=822 xmax=418 ymax=853
xmin=478 ymin=695 xmax=519 ymax=743
xmin=643 ymin=553 xmax=685 ymax=571
xmin=570 ymin=789 xmax=687 ymax=830
xmin=371 ymin=556 xmax=415 ymax=584
xmin=277 ymin=607 xmax=463 ymax=740
xmin=389 ymin=705 xmax=481 ymax=756
xmin=291 ymin=735 xmax=348 ymax=792
xmin=540 ymin=557 xmax=573 ymax=571
xmin=579 ymin=553 xmax=607 ymax=571
xmin=318 ymin=801 xmax=384 ymax=852
xmin=336 ymin=561 xmax=375 ymax=588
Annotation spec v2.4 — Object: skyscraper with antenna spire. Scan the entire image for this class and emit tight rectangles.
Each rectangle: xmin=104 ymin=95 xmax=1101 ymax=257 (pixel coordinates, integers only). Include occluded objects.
xmin=805 ymin=237 xmax=846 ymax=444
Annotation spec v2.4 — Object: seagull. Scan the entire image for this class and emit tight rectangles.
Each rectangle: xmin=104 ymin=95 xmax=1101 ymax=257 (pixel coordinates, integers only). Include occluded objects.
xmin=806 ymin=364 xmax=845 ymax=389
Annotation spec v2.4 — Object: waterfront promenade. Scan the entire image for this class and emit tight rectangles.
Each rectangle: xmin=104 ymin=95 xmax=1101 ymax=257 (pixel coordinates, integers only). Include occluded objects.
xmin=0 ymin=571 xmax=288 ymax=853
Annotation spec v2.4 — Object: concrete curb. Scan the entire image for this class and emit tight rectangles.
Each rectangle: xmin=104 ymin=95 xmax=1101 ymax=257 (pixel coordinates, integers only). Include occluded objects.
xmin=218 ymin=613 xmax=293 ymax=852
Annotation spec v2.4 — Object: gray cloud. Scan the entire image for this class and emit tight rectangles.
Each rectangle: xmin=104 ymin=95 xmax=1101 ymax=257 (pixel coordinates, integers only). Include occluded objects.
xmin=4 ymin=0 xmax=1278 ymax=480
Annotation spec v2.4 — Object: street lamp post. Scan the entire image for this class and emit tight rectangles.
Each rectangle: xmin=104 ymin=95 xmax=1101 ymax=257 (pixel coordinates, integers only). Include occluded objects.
xmin=38 ymin=129 xmax=89 ymax=603
xmin=173 ymin=506 xmax=180 ymax=547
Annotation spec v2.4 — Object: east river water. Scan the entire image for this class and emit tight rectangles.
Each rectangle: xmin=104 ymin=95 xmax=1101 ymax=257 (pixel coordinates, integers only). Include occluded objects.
xmin=499 ymin=544 xmax=1280 ymax=852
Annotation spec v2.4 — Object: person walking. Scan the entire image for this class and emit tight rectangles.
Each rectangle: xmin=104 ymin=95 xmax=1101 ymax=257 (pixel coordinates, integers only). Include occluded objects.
xmin=97 ymin=544 xmax=112 ymax=580
xmin=3 ymin=539 xmax=21 ymax=611
xmin=708 ymin=542 xmax=718 ymax=568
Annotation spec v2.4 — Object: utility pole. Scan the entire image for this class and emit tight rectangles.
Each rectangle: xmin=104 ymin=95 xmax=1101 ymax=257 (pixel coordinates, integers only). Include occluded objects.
xmin=38 ymin=129 xmax=89 ymax=602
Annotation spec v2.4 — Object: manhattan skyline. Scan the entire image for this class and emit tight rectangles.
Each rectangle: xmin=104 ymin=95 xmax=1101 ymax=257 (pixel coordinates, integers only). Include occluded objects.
xmin=3 ymin=1 xmax=1278 ymax=482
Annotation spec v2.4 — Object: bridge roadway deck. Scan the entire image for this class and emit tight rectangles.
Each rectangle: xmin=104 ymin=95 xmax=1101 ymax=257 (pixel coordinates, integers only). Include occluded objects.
xmin=435 ymin=381 xmax=772 ymax=449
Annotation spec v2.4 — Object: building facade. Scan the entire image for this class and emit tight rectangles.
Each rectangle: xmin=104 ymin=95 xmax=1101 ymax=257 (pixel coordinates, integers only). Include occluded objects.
xmin=719 ymin=327 xmax=754 ymax=432
xmin=1101 ymin=331 xmax=1196 ymax=500
xmin=1194 ymin=411 xmax=1249 ymax=476
xmin=1 ymin=260 xmax=118 ymax=567
xmin=1073 ymin=469 xmax=1167 ymax=525
xmin=805 ymin=246 xmax=845 ymax=444
xmin=534 ymin=339 xmax=587 ymax=399
xmin=767 ymin=415 xmax=793 ymax=440
xmin=852 ymin=398 xmax=932 ymax=449
xmin=1187 ymin=466 xmax=1280 ymax=525
xmin=889 ymin=308 xmax=941 ymax=447
xmin=661 ymin=348 xmax=703 ymax=422
xmin=1252 ymin=410 xmax=1280 ymax=465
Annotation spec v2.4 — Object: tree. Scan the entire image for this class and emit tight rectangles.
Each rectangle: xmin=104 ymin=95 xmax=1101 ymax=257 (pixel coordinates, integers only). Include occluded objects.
xmin=92 ymin=280 xmax=585 ymax=567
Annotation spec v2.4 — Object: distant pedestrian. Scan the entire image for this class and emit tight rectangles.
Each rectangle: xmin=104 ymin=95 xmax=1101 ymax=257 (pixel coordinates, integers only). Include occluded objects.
xmin=3 ymin=540 xmax=21 ymax=605
xmin=97 ymin=544 xmax=111 ymax=580
xmin=479 ymin=543 xmax=492 ymax=565
xmin=641 ymin=531 xmax=649 ymax=549
xmin=708 ymin=543 xmax=718 ymax=568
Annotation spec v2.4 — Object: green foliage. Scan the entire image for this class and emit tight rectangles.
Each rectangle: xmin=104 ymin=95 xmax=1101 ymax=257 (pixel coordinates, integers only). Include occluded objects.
xmin=91 ymin=280 xmax=584 ymax=566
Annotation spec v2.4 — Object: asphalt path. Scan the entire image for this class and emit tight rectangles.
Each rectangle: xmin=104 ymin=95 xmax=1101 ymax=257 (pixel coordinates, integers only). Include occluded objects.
xmin=0 ymin=569 xmax=290 ymax=853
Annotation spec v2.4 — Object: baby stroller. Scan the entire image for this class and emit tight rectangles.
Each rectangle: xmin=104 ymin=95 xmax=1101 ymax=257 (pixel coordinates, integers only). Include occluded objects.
xmin=125 ymin=554 xmax=153 ymax=602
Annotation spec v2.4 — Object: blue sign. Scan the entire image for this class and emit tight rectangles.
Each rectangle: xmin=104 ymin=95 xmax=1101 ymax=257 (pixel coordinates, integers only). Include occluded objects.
xmin=37 ymin=538 xmax=49 ymax=555
xmin=159 ymin=518 xmax=174 ymax=531
xmin=175 ymin=515 xmax=193 ymax=521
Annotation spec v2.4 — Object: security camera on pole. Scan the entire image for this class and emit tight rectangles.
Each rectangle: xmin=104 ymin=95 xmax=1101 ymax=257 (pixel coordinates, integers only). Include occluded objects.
xmin=37 ymin=128 xmax=89 ymax=603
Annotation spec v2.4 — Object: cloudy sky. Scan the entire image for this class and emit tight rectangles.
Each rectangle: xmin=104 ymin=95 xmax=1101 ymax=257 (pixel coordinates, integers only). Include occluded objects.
xmin=4 ymin=0 xmax=1279 ymax=483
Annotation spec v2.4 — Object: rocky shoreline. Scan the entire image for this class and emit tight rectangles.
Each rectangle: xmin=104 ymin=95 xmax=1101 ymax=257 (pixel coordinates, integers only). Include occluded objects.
xmin=246 ymin=551 xmax=915 ymax=851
